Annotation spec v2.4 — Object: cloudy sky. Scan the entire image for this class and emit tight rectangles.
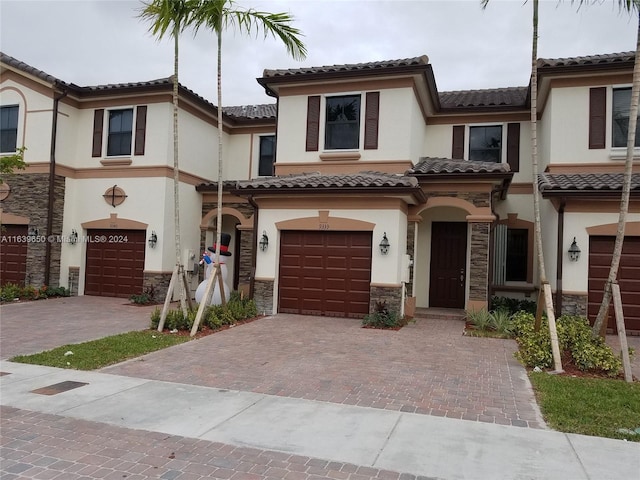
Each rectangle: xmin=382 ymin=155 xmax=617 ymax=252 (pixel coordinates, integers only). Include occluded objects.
xmin=1 ymin=0 xmax=638 ymax=106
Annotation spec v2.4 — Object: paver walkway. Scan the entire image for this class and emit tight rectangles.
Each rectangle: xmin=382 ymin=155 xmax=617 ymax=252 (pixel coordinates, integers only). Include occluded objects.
xmin=103 ymin=314 xmax=545 ymax=429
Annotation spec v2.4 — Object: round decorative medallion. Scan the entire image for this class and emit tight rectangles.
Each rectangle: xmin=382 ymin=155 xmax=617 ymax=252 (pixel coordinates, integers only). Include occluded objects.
xmin=0 ymin=182 xmax=10 ymax=201
xmin=102 ymin=185 xmax=127 ymax=207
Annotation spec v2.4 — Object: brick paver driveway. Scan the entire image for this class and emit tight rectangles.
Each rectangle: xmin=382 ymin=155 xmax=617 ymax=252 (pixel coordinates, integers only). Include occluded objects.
xmin=103 ymin=313 xmax=546 ymax=429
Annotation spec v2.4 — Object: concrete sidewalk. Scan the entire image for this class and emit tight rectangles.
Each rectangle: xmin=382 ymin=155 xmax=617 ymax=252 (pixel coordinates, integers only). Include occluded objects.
xmin=2 ymin=360 xmax=638 ymax=480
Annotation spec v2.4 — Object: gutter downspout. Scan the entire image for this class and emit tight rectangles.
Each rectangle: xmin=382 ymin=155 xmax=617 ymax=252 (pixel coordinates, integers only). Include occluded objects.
xmin=44 ymin=87 xmax=68 ymax=286
xmin=556 ymin=199 xmax=566 ymax=315
xmin=248 ymin=195 xmax=259 ymax=298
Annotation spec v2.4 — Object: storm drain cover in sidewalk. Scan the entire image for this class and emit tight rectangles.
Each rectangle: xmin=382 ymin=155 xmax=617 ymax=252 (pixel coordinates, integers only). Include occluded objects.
xmin=31 ymin=381 xmax=89 ymax=395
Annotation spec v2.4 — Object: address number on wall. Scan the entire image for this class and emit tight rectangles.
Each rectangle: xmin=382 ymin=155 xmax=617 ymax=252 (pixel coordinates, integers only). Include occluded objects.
xmin=319 ymin=223 xmax=330 ymax=230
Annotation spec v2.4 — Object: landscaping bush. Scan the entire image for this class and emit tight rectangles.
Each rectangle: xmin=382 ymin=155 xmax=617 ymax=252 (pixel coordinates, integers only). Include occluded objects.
xmin=129 ymin=285 xmax=157 ymax=305
xmin=490 ymin=296 xmax=537 ymax=315
xmin=362 ymin=300 xmax=407 ymax=329
xmin=0 ymin=283 xmax=70 ymax=302
xmin=465 ymin=308 xmax=514 ymax=338
xmin=514 ymin=313 xmax=622 ymax=377
xmin=150 ymin=293 xmax=259 ymax=333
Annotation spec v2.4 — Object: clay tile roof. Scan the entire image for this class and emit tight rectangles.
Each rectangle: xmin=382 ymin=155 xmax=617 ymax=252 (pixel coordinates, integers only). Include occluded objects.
xmin=236 ymin=171 xmax=419 ymax=190
xmin=439 ymin=87 xmax=528 ymax=109
xmin=1 ymin=51 xmax=70 ymax=87
xmin=409 ymin=157 xmax=511 ymax=175
xmin=262 ymin=56 xmax=430 ymax=78
xmin=537 ymin=51 xmax=635 ymax=69
xmin=538 ymin=172 xmax=640 ymax=195
xmin=82 ymin=77 xmax=172 ymax=91
xmin=222 ymin=104 xmax=276 ymax=120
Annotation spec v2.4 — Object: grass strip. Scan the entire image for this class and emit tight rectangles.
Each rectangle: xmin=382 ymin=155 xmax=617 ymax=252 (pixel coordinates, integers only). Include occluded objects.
xmin=10 ymin=330 xmax=190 ymax=370
xmin=529 ymin=372 xmax=640 ymax=442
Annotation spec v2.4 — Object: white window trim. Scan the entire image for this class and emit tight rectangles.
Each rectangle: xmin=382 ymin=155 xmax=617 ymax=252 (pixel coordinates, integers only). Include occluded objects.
xmin=465 ymin=122 xmax=506 ymax=164
xmin=608 ymin=84 xmax=640 ymax=159
xmin=0 ymin=103 xmax=22 ymax=155
xmin=104 ymin=106 xmax=136 ymax=158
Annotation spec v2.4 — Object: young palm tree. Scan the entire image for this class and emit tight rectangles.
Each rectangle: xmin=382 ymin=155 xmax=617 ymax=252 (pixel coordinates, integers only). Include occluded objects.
xmin=482 ymin=0 xmax=563 ymax=370
xmin=577 ymin=0 xmax=640 ymax=336
xmin=139 ymin=0 xmax=198 ymax=319
xmin=190 ymin=0 xmax=307 ymax=267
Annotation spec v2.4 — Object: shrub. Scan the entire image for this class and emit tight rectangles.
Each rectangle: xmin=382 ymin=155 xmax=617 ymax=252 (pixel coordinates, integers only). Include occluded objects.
xmin=491 ymin=308 xmax=514 ymax=335
xmin=129 ymin=285 xmax=156 ymax=305
xmin=490 ymin=296 xmax=537 ymax=315
xmin=362 ymin=300 xmax=406 ymax=329
xmin=514 ymin=313 xmax=622 ymax=377
xmin=466 ymin=308 xmax=494 ymax=331
xmin=0 ymin=283 xmax=21 ymax=302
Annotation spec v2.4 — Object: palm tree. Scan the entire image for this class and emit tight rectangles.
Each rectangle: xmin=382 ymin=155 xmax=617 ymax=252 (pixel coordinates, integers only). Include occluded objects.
xmin=573 ymin=0 xmax=640 ymax=336
xmin=482 ymin=0 xmax=563 ymax=370
xmin=139 ymin=0 xmax=198 ymax=320
xmin=190 ymin=0 xmax=306 ymax=268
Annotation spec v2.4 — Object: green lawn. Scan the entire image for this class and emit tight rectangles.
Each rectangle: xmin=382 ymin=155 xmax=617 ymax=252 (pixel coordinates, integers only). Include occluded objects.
xmin=10 ymin=330 xmax=189 ymax=370
xmin=529 ymin=372 xmax=640 ymax=442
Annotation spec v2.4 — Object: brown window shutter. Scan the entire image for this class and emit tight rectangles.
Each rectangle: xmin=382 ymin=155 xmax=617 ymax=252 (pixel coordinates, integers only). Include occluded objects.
xmin=306 ymin=95 xmax=320 ymax=152
xmin=364 ymin=91 xmax=380 ymax=150
xmin=134 ymin=105 xmax=147 ymax=156
xmin=589 ymin=87 xmax=606 ymax=149
xmin=452 ymin=125 xmax=465 ymax=159
xmin=507 ymin=123 xmax=520 ymax=172
xmin=92 ymin=109 xmax=104 ymax=157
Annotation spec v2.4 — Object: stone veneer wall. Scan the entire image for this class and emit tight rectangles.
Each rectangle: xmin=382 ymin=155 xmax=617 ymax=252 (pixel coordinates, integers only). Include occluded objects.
xmin=238 ymin=229 xmax=254 ymax=295
xmin=469 ymin=222 xmax=490 ymax=303
xmin=143 ymin=272 xmax=173 ymax=303
xmin=1 ymin=173 xmax=65 ymax=287
xmin=369 ymin=285 xmax=403 ymax=315
xmin=559 ymin=293 xmax=588 ymax=317
xmin=254 ymin=279 xmax=274 ymax=315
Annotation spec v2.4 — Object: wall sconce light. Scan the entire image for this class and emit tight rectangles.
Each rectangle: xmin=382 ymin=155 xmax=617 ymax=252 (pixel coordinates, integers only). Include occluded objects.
xmin=259 ymin=231 xmax=269 ymax=252
xmin=379 ymin=232 xmax=390 ymax=255
xmin=69 ymin=229 xmax=78 ymax=245
xmin=568 ymin=237 xmax=581 ymax=262
xmin=28 ymin=226 xmax=39 ymax=238
xmin=148 ymin=231 xmax=158 ymax=249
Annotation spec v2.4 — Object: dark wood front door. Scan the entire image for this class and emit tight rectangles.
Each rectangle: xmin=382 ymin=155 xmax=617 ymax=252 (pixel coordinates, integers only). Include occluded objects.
xmin=278 ymin=230 xmax=372 ymax=318
xmin=429 ymin=222 xmax=467 ymax=309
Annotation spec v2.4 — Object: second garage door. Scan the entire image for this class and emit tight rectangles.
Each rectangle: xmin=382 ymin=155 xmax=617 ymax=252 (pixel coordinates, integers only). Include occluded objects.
xmin=85 ymin=229 xmax=145 ymax=298
xmin=279 ymin=231 xmax=372 ymax=318
xmin=588 ymin=236 xmax=640 ymax=333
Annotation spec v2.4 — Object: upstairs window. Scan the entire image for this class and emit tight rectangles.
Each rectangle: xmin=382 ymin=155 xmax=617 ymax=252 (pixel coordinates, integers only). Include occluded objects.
xmin=612 ymin=87 xmax=640 ymax=148
xmin=107 ymin=108 xmax=134 ymax=156
xmin=469 ymin=125 xmax=502 ymax=163
xmin=325 ymin=95 xmax=360 ymax=150
xmin=258 ymin=135 xmax=275 ymax=176
xmin=1 ymin=105 xmax=19 ymax=153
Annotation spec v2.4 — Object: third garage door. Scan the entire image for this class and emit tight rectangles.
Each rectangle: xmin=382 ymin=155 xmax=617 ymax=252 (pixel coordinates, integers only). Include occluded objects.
xmin=278 ymin=231 xmax=372 ymax=318
xmin=588 ymin=236 xmax=640 ymax=333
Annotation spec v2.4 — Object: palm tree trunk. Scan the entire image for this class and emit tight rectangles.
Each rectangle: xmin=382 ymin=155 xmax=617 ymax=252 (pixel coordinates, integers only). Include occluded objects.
xmin=593 ymin=11 xmax=640 ymax=335
xmin=215 ymin=29 xmax=223 ymax=268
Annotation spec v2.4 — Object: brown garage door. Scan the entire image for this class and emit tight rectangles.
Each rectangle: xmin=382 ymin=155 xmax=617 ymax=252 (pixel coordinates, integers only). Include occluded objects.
xmin=279 ymin=231 xmax=372 ymax=318
xmin=85 ymin=229 xmax=145 ymax=298
xmin=588 ymin=236 xmax=640 ymax=333
xmin=0 ymin=224 xmax=28 ymax=286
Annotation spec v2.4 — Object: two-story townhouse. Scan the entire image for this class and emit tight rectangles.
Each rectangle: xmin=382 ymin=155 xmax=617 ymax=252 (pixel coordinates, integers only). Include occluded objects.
xmin=227 ymin=53 xmax=639 ymax=333
xmin=0 ymin=52 xmax=275 ymax=301
xmin=3 ymin=50 xmax=639 ymax=333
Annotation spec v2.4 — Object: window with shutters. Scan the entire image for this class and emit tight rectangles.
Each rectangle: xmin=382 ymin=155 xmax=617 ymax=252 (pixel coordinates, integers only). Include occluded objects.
xmin=258 ymin=135 xmax=275 ymax=176
xmin=612 ymin=87 xmax=640 ymax=148
xmin=325 ymin=95 xmax=361 ymax=150
xmin=0 ymin=105 xmax=19 ymax=153
xmin=93 ymin=106 xmax=147 ymax=158
xmin=107 ymin=108 xmax=133 ymax=156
